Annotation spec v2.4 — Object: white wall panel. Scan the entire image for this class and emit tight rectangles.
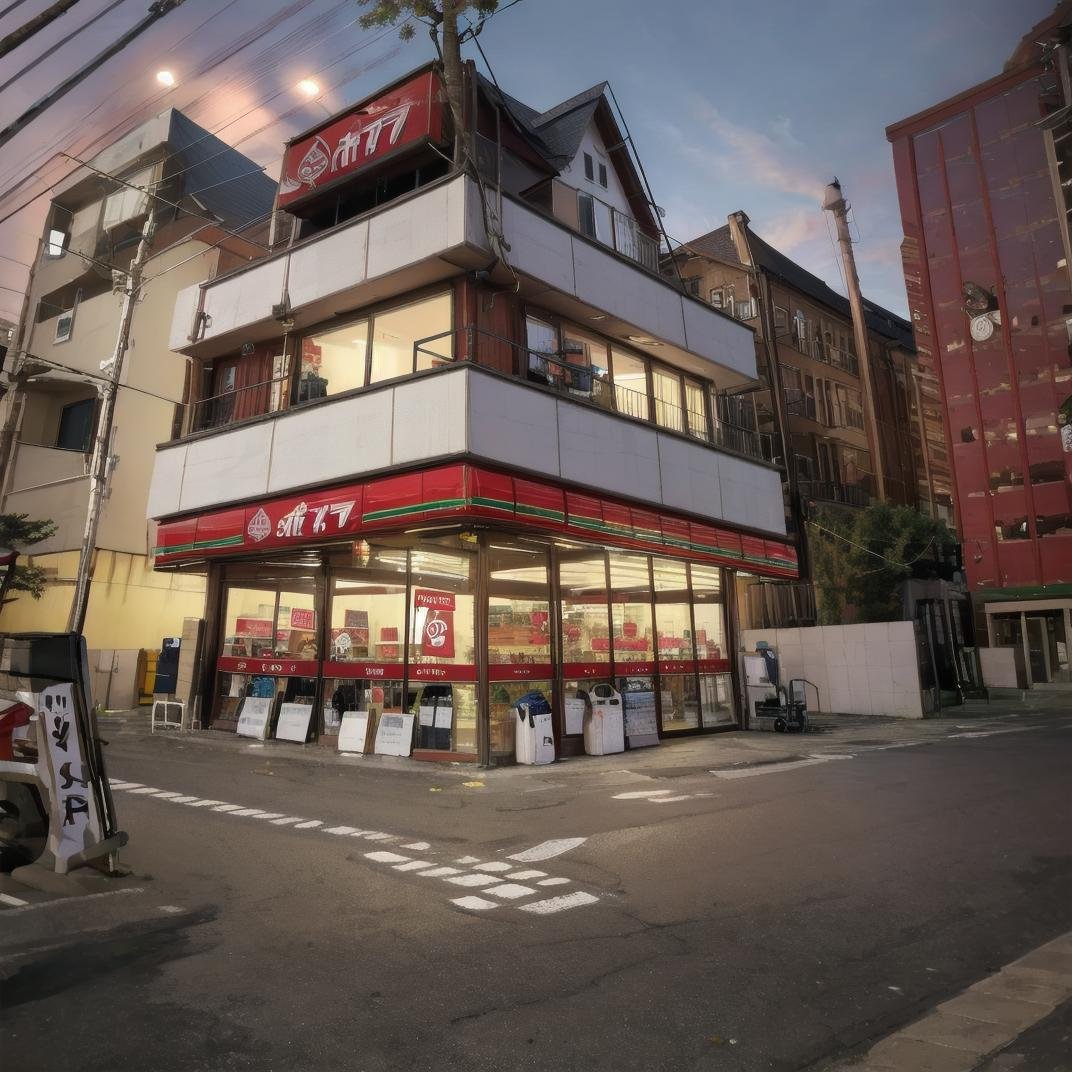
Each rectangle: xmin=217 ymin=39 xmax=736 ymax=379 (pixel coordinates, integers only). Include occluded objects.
xmin=467 ymin=373 xmax=560 ymax=475
xmin=169 ymin=284 xmax=201 ymax=352
xmin=392 ymin=370 xmax=468 ymax=465
xmin=178 ymin=422 xmax=272 ymax=511
xmin=656 ymin=434 xmax=723 ymax=520
xmin=556 ymin=402 xmax=662 ymax=503
xmin=571 ymin=239 xmax=687 ymax=349
xmin=502 ymin=198 xmax=575 ymax=294
xmin=268 ymin=392 xmax=393 ymax=494
xmin=202 ymin=258 xmax=286 ymax=340
xmin=681 ymin=296 xmax=756 ymax=380
xmin=146 ymin=443 xmax=187 ymax=519
xmin=288 ymin=220 xmax=368 ymax=309
xmin=366 ymin=178 xmax=465 ymax=279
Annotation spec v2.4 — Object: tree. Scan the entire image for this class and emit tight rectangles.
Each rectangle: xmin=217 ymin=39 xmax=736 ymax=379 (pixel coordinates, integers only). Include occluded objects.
xmin=356 ymin=1 xmax=499 ymax=161
xmin=0 ymin=513 xmax=57 ymax=604
xmin=808 ymin=503 xmax=957 ymax=625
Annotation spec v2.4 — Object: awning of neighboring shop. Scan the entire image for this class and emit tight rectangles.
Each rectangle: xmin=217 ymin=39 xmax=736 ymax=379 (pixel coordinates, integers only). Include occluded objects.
xmin=151 ymin=463 xmax=799 ymax=579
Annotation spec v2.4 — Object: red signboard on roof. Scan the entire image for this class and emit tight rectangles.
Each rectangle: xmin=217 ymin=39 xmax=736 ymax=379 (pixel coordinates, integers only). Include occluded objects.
xmin=278 ymin=69 xmax=447 ymax=210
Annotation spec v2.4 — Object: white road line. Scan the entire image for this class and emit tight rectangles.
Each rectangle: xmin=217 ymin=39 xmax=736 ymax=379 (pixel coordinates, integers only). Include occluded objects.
xmin=1 ymin=892 xmax=29 ymax=907
xmin=109 ymin=780 xmax=139 ymax=789
xmin=213 ymin=804 xmax=243 ymax=813
xmin=485 ymin=883 xmax=537 ymax=900
xmin=420 ymin=866 xmax=461 ymax=878
xmin=231 ymin=808 xmax=266 ymax=817
xmin=393 ymin=860 xmax=432 ymax=872
xmin=365 ymin=851 xmax=411 ymax=864
xmin=324 ymin=825 xmax=361 ymax=835
xmin=507 ymin=869 xmax=546 ymax=880
xmin=402 ymin=841 xmax=430 ymax=851
xmin=253 ymin=812 xmax=284 ymax=821
xmin=129 ymin=787 xmax=163 ymax=795
xmin=363 ymin=832 xmax=394 ymax=841
xmin=446 ymin=873 xmax=500 ymax=888
xmin=949 ymin=728 xmax=1033 ymax=739
xmin=153 ymin=791 xmax=181 ymax=800
xmin=158 ymin=905 xmax=184 ymax=914
xmin=508 ymin=837 xmax=586 ymax=862
xmin=294 ymin=820 xmax=323 ymax=829
xmin=3 ymin=887 xmax=144 ymax=913
xmin=473 ymin=862 xmax=512 ymax=873
xmin=270 ymin=816 xmax=303 ymax=826
xmin=188 ymin=799 xmax=225 ymax=808
xmin=613 ymin=789 xmax=674 ymax=799
xmin=537 ymin=877 xmax=570 ymax=887
xmin=712 ymin=755 xmax=853 ymax=779
xmin=456 ymin=855 xmax=481 ymax=864
xmin=451 ymin=896 xmax=498 ymax=911
xmin=519 ymin=891 xmax=599 ymax=915
xmin=169 ymin=795 xmax=200 ymax=804
xmin=651 ymin=795 xmax=694 ymax=803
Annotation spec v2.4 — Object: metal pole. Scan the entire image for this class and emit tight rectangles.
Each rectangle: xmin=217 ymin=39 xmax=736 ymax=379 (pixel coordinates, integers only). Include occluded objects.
xmin=66 ymin=208 xmax=156 ymax=635
xmin=823 ymin=181 xmax=887 ymax=502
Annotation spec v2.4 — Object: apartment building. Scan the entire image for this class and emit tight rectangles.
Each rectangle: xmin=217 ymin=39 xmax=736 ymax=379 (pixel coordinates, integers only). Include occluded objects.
xmin=887 ymin=3 xmax=1072 ymax=689
xmin=146 ymin=63 xmax=796 ymax=762
xmin=666 ymin=211 xmax=951 ymax=628
xmin=0 ymin=109 xmax=275 ymax=706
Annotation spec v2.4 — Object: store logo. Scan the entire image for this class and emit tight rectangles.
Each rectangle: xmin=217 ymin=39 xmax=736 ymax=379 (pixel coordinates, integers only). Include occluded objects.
xmin=247 ymin=508 xmax=271 ymax=543
xmin=424 ymin=616 xmax=448 ymax=649
xmin=297 ymin=136 xmax=330 ymax=185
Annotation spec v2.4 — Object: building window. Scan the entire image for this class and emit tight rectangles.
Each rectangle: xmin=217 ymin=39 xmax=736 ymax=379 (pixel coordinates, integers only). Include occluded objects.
xmin=651 ymin=365 xmax=683 ymax=433
xmin=597 ymin=162 xmax=608 ymax=188
xmin=53 ymin=288 xmax=81 ymax=343
xmin=683 ymin=377 xmax=708 ymax=441
xmin=683 ymin=277 xmax=701 ymax=297
xmin=578 ymin=192 xmax=597 ymax=239
xmin=709 ymin=288 xmax=724 ymax=308
xmin=299 ymin=320 xmax=368 ymax=402
xmin=735 ymin=298 xmax=756 ymax=320
xmin=610 ymin=347 xmax=649 ymax=420
xmin=774 ymin=306 xmax=789 ymax=332
xmin=57 ymin=397 xmax=95 ymax=452
xmin=46 ymin=228 xmax=68 ymax=258
xmin=583 ymin=152 xmax=594 ymax=181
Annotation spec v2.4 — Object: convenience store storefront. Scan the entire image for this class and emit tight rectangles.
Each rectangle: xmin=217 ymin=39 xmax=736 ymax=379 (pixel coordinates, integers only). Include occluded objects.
xmin=152 ymin=463 xmax=798 ymax=763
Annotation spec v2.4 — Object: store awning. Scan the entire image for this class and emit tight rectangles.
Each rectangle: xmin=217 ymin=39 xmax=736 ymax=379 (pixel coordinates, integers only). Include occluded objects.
xmin=151 ymin=463 xmax=799 ymax=579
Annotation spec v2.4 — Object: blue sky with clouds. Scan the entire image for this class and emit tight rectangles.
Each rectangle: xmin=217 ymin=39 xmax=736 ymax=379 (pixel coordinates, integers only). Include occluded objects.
xmin=0 ymin=0 xmax=1056 ymax=322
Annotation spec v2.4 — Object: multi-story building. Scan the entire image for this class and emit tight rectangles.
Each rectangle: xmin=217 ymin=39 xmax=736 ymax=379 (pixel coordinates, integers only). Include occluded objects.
xmin=887 ymin=3 xmax=1072 ymax=689
xmin=666 ymin=212 xmax=952 ymax=628
xmin=145 ymin=63 xmax=796 ymax=762
xmin=0 ymin=109 xmax=275 ymax=706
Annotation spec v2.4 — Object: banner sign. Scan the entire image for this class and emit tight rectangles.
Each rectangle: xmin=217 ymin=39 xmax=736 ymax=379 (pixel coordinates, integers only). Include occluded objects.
xmin=278 ymin=70 xmax=446 ymax=209
xmin=236 ymin=696 xmax=273 ymax=739
xmin=374 ymin=712 xmax=414 ymax=757
xmin=235 ymin=617 xmax=273 ymax=639
xmin=338 ymin=710 xmax=371 ymax=753
xmin=275 ymin=702 xmax=313 ymax=743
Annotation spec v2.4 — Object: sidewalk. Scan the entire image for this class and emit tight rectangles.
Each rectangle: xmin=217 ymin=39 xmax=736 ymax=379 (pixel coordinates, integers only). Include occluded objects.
xmin=99 ymin=690 xmax=1070 ymax=783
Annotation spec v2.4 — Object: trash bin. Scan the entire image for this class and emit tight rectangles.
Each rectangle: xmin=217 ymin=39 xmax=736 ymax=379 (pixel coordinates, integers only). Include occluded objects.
xmin=514 ymin=691 xmax=554 ymax=765
xmin=581 ymin=684 xmax=624 ymax=756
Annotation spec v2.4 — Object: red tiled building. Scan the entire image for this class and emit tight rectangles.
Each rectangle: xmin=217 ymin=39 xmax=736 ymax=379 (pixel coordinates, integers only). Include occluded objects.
xmin=887 ymin=5 xmax=1072 ymax=688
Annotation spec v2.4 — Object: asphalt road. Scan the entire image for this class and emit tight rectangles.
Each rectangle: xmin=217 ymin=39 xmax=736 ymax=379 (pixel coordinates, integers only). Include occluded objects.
xmin=3 ymin=708 xmax=1071 ymax=1072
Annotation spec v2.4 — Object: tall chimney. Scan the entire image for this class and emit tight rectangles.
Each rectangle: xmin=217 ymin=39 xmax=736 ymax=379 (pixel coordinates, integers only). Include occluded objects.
xmin=822 ymin=179 xmax=887 ymax=502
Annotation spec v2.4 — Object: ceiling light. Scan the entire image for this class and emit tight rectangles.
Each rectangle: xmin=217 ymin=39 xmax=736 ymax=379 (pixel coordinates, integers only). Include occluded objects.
xmin=589 ymin=314 xmax=606 ymax=321
xmin=627 ymin=334 xmax=656 ymax=344
xmin=156 ymin=70 xmax=175 ymax=87
xmin=297 ymin=79 xmax=320 ymax=97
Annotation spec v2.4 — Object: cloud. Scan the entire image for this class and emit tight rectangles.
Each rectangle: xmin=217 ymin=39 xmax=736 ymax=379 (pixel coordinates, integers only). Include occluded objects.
xmin=688 ymin=95 xmax=825 ymax=201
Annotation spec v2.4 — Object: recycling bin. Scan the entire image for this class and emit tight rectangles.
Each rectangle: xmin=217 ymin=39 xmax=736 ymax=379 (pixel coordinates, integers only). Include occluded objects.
xmin=581 ymin=683 xmax=625 ymax=756
xmin=514 ymin=691 xmax=555 ymax=765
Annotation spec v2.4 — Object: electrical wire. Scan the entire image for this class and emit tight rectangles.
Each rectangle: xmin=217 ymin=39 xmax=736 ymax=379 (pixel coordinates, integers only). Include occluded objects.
xmin=18 ymin=347 xmax=186 ymax=406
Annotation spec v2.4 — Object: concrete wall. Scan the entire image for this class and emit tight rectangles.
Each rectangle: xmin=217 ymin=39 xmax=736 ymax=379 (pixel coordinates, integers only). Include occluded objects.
xmin=150 ymin=365 xmax=787 ymax=537
xmin=742 ymin=620 xmax=926 ymax=718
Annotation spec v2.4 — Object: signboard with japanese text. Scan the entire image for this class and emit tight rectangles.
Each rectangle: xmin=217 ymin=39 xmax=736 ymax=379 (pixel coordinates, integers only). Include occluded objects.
xmin=373 ymin=712 xmax=414 ymax=757
xmin=278 ymin=70 xmax=446 ymax=210
xmin=236 ymin=696 xmax=273 ymax=740
xmin=275 ymin=703 xmax=313 ymax=743
xmin=338 ymin=710 xmax=372 ymax=753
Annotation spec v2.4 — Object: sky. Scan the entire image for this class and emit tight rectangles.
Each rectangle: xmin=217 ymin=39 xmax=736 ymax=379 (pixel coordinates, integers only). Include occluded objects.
xmin=0 ymin=0 xmax=1056 ymax=326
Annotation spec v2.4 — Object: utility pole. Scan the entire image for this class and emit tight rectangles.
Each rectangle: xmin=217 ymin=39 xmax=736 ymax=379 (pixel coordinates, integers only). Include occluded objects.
xmin=66 ymin=208 xmax=156 ymax=635
xmin=822 ymin=179 xmax=887 ymax=502
xmin=0 ymin=0 xmax=81 ymax=60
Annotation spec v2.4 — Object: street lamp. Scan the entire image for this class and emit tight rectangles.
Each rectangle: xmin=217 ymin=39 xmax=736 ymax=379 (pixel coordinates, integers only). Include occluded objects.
xmin=156 ymin=70 xmax=176 ymax=87
xmin=296 ymin=79 xmax=319 ymax=97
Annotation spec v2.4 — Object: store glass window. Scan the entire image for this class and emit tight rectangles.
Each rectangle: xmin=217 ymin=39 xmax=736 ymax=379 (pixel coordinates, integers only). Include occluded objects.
xmin=609 ymin=553 xmax=654 ymax=664
xmin=652 ymin=366 xmax=683 ymax=433
xmin=370 ymin=292 xmax=452 ymax=383
xmin=660 ymin=674 xmax=700 ymax=733
xmin=559 ymin=554 xmax=611 ymax=666
xmin=700 ymin=674 xmax=736 ymax=727
xmin=223 ymin=587 xmax=278 ymax=658
xmin=691 ymin=563 xmax=727 ymax=664
xmin=611 ymin=348 xmax=649 ymax=421
xmin=298 ymin=319 xmax=368 ymax=402
xmin=488 ymin=547 xmax=551 ymax=666
xmin=329 ymin=574 xmax=407 ymax=665
xmin=276 ymin=591 xmax=319 ymax=659
xmin=653 ymin=559 xmax=695 ymax=663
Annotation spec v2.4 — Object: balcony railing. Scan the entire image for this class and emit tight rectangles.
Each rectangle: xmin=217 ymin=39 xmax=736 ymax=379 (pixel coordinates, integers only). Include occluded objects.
xmin=784 ymin=388 xmax=818 ymax=422
xmin=797 ymin=479 xmax=870 ymax=508
xmin=787 ymin=329 xmax=860 ymax=376
xmin=182 ymin=327 xmax=775 ymax=465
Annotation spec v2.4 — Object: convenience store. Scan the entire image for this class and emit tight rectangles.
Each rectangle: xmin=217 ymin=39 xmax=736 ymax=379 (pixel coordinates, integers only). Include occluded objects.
xmin=153 ymin=463 xmax=797 ymax=762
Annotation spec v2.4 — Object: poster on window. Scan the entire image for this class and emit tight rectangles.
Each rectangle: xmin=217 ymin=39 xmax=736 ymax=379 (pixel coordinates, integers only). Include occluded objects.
xmin=412 ymin=591 xmax=455 ymax=659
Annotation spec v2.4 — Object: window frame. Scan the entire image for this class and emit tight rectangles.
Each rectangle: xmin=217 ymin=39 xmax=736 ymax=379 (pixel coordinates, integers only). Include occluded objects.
xmin=597 ymin=161 xmax=608 ymax=188
xmin=53 ymin=287 xmax=81 ymax=344
xmin=583 ymin=152 xmax=594 ymax=181
xmin=56 ymin=396 xmax=97 ymax=452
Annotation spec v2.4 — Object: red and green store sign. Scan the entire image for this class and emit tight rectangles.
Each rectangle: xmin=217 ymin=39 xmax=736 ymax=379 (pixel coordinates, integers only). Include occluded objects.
xmin=152 ymin=463 xmax=799 ymax=579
